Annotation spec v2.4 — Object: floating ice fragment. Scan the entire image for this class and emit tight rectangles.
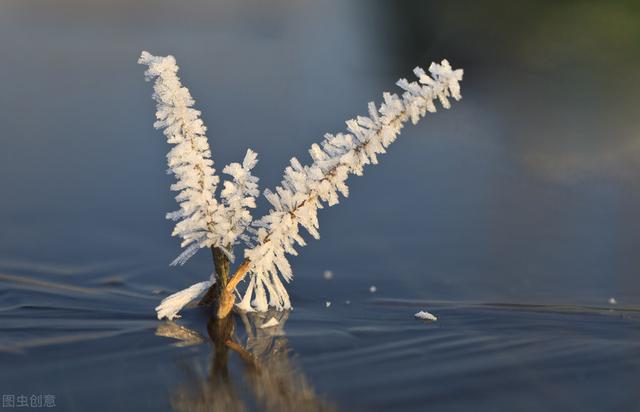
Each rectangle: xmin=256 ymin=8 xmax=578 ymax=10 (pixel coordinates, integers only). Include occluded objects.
xmin=345 ymin=300 xmax=351 ymax=305
xmin=323 ymin=270 xmax=334 ymax=280
xmin=414 ymin=311 xmax=438 ymax=321
xmin=369 ymin=285 xmax=377 ymax=293
xmin=259 ymin=317 xmax=280 ymax=328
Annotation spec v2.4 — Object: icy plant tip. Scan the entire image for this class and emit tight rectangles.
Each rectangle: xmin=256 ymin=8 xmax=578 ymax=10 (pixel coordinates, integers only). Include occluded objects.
xmin=139 ymin=51 xmax=463 ymax=320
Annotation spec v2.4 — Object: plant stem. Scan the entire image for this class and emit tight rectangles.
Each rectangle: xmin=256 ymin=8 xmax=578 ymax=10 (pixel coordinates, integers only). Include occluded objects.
xmin=199 ymin=246 xmax=230 ymax=307
xmin=212 ymin=246 xmax=230 ymax=290
xmin=217 ymin=259 xmax=252 ymax=318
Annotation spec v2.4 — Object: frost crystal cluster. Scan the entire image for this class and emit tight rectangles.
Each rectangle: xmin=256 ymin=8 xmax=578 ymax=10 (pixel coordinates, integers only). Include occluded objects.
xmin=139 ymin=51 xmax=258 ymax=267
xmin=139 ymin=51 xmax=463 ymax=319
xmin=239 ymin=60 xmax=463 ymax=312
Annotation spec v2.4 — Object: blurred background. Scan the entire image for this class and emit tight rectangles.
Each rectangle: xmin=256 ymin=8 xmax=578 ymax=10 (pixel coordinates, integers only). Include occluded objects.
xmin=1 ymin=0 xmax=639 ymax=307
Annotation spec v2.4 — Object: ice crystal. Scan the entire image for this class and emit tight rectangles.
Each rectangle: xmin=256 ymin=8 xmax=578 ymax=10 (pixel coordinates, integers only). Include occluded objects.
xmin=140 ymin=51 xmax=463 ymax=319
xmin=155 ymin=276 xmax=215 ymax=320
xmin=414 ymin=310 xmax=438 ymax=321
xmin=139 ymin=51 xmax=258 ymax=266
xmin=235 ymin=59 xmax=463 ymax=311
xmin=220 ymin=148 xmax=260 ymax=253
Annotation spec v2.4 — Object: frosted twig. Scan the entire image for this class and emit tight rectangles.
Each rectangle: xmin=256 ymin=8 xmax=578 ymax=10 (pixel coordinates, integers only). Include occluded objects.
xmin=140 ymin=51 xmax=258 ymax=319
xmin=219 ymin=60 xmax=463 ymax=317
xmin=139 ymin=52 xmax=463 ymax=319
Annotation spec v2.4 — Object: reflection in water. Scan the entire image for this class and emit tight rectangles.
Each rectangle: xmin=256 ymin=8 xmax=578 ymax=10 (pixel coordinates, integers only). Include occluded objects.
xmin=157 ymin=312 xmax=336 ymax=412
xmin=155 ymin=321 xmax=206 ymax=348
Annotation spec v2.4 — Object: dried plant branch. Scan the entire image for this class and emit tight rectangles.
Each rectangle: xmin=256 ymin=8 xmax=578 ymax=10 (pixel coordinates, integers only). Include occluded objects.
xmin=234 ymin=60 xmax=463 ymax=313
xmin=140 ymin=51 xmax=463 ymax=319
xmin=140 ymin=51 xmax=259 ymax=320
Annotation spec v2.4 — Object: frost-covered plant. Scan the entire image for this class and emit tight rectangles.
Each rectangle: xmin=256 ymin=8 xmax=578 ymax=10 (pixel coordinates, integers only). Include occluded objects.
xmin=139 ymin=51 xmax=258 ymax=268
xmin=139 ymin=51 xmax=258 ymax=319
xmin=139 ymin=51 xmax=463 ymax=320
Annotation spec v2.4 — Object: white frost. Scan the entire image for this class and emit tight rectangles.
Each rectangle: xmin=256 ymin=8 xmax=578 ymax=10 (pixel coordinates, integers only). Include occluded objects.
xmin=238 ymin=60 xmax=463 ymax=312
xmin=141 ymin=52 xmax=463 ymax=317
xmin=139 ymin=51 xmax=259 ymax=266
xmin=155 ymin=278 xmax=215 ymax=320
xmin=221 ymin=148 xmax=260 ymax=251
xmin=414 ymin=310 xmax=438 ymax=321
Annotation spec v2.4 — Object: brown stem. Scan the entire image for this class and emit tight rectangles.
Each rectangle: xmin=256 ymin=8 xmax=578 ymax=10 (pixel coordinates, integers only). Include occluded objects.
xmin=217 ymin=259 xmax=252 ymax=318
xmin=212 ymin=246 xmax=230 ymax=289
xmin=198 ymin=246 xmax=230 ymax=307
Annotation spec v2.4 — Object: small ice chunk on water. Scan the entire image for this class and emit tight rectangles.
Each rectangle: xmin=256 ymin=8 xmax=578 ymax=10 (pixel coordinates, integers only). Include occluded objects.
xmin=259 ymin=317 xmax=280 ymax=328
xmin=345 ymin=300 xmax=351 ymax=305
xmin=414 ymin=311 xmax=438 ymax=321
xmin=323 ymin=270 xmax=334 ymax=280
xmin=609 ymin=297 xmax=618 ymax=305
xmin=369 ymin=285 xmax=377 ymax=293
xmin=325 ymin=301 xmax=331 ymax=308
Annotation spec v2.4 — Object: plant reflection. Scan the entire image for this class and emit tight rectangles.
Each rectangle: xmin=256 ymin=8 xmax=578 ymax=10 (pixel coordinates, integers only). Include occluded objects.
xmin=158 ymin=312 xmax=336 ymax=412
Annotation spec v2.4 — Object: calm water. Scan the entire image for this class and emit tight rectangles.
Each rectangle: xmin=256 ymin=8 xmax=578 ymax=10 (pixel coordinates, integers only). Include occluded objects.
xmin=1 ymin=1 xmax=639 ymax=410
